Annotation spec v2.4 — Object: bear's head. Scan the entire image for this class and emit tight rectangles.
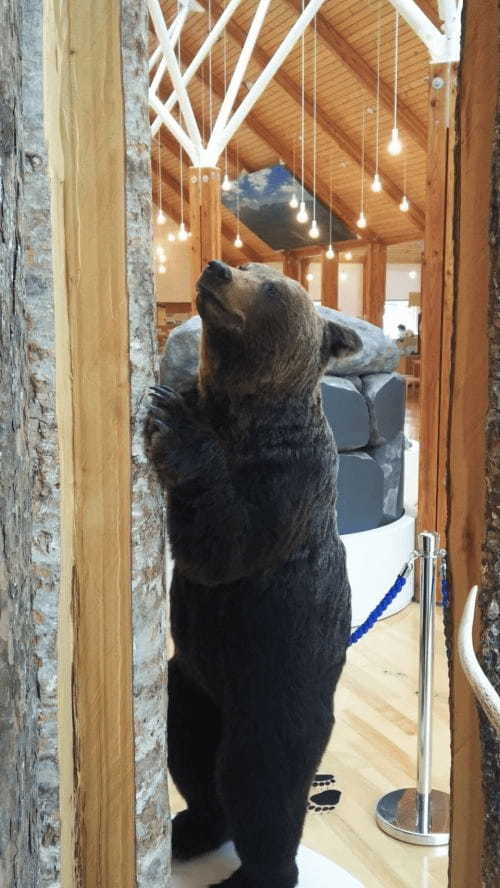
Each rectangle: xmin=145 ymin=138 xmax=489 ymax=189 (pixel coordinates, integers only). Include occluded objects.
xmin=196 ymin=260 xmax=361 ymax=396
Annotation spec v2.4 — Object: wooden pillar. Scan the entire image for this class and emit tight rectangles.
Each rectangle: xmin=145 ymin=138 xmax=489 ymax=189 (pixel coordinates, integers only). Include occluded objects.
xmin=299 ymin=258 xmax=311 ymax=290
xmin=45 ymin=0 xmax=137 ymax=885
xmin=447 ymin=0 xmax=497 ymax=882
xmin=363 ymin=243 xmax=387 ymax=326
xmin=283 ymin=250 xmax=301 ymax=281
xmin=418 ymin=64 xmax=457 ymax=540
xmin=321 ymin=252 xmax=339 ymax=309
xmin=189 ymin=166 xmax=221 ymax=305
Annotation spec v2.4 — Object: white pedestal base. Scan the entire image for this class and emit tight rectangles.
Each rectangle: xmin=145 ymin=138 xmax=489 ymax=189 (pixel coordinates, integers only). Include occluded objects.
xmin=341 ymin=512 xmax=416 ymax=628
xmin=171 ymin=841 xmax=363 ymax=887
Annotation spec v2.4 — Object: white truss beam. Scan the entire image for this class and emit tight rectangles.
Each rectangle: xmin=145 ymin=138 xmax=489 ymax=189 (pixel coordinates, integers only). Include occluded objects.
xmin=150 ymin=0 xmax=244 ymax=138
xmin=150 ymin=2 xmax=191 ymax=95
xmin=209 ymin=0 xmax=327 ymax=161
xmin=387 ymin=0 xmax=462 ymax=62
xmin=149 ymin=0 xmax=203 ymax=157
xmin=209 ymin=0 xmax=272 ymax=151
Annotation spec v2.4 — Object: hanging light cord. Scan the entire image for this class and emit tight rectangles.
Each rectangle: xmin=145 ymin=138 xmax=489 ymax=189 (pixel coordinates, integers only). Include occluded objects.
xmin=312 ymin=15 xmax=317 ymax=222
xmin=361 ymin=109 xmax=366 ymax=213
xmin=223 ymin=18 xmax=228 ymax=178
xmin=375 ymin=2 xmax=381 ymax=174
xmin=158 ymin=139 xmax=162 ymax=212
xmin=300 ymin=0 xmax=305 ymax=204
xmin=236 ymin=143 xmax=240 ymax=234
xmin=179 ymin=143 xmax=184 ymax=226
xmin=329 ymin=169 xmax=333 ymax=244
xmin=208 ymin=0 xmax=213 ymax=133
xmin=393 ymin=10 xmax=399 ymax=130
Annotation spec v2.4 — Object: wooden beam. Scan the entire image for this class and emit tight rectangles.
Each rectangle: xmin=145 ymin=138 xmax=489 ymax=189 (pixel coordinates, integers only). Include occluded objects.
xmin=363 ymin=242 xmax=387 ymax=326
xmin=205 ymin=0 xmax=424 ymax=231
xmin=418 ymin=65 xmax=457 ymax=540
xmin=447 ymin=0 xmax=497 ymax=880
xmin=188 ymin=166 xmax=222 ymax=299
xmin=284 ymin=0 xmax=427 ymax=151
xmin=283 ymin=250 xmax=301 ymax=281
xmin=44 ymin=0 xmax=136 ymax=884
xmin=321 ymin=253 xmax=339 ymax=309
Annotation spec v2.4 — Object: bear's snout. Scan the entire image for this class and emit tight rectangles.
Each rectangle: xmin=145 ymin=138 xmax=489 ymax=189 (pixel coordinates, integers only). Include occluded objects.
xmin=206 ymin=260 xmax=232 ymax=282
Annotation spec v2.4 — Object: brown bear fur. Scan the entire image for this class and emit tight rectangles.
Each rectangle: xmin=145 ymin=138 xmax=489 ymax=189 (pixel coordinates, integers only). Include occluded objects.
xmin=145 ymin=261 xmax=360 ymax=888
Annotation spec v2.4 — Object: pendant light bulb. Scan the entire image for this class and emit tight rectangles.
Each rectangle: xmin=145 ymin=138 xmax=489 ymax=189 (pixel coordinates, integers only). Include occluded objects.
xmin=158 ymin=264 xmax=167 ymax=274
xmin=399 ymin=194 xmax=410 ymax=212
xmin=167 ymin=232 xmax=176 ymax=242
xmin=340 ymin=271 xmax=348 ymax=282
xmin=177 ymin=222 xmax=188 ymax=241
xmin=221 ymin=173 xmax=232 ymax=192
xmin=326 ymin=244 xmax=335 ymax=260
xmin=388 ymin=127 xmax=402 ymax=156
xmin=156 ymin=245 xmax=165 ymax=258
xmin=296 ymin=200 xmax=309 ymax=224
xmin=309 ymin=219 xmax=320 ymax=239
xmin=157 ymin=209 xmax=166 ymax=225
xmin=234 ymin=233 xmax=243 ymax=248
xmin=344 ymin=251 xmax=353 ymax=261
xmin=289 ymin=193 xmax=299 ymax=209
xmin=356 ymin=211 xmax=367 ymax=229
xmin=371 ymin=172 xmax=382 ymax=193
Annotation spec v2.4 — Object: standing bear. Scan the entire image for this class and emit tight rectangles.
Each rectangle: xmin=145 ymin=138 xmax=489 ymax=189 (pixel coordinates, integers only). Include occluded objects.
xmin=145 ymin=260 xmax=361 ymax=888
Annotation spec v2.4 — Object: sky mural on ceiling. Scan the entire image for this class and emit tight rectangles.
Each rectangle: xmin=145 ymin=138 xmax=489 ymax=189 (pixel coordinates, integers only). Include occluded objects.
xmin=221 ymin=163 xmax=354 ymax=251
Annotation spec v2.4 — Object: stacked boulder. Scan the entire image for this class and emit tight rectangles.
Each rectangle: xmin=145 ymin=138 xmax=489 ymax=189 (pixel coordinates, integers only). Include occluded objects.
xmin=160 ymin=306 xmax=405 ymax=536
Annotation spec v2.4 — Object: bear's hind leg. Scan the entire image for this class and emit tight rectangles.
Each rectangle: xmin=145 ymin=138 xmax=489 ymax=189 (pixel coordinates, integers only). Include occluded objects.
xmin=169 ymin=657 xmax=228 ymax=860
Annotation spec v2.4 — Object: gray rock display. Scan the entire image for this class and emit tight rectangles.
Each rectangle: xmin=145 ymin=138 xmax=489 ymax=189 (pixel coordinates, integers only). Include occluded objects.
xmin=160 ymin=314 xmax=201 ymax=389
xmin=160 ymin=305 xmax=400 ymax=389
xmin=321 ymin=377 xmax=370 ymax=451
xmin=336 ymin=452 xmax=384 ymax=534
xmin=316 ymin=305 xmax=400 ymax=376
xmin=368 ymin=431 xmax=405 ymax=524
xmin=362 ymin=373 xmax=406 ymax=446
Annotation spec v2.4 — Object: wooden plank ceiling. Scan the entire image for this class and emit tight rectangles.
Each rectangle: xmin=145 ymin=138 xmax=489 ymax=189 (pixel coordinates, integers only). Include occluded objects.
xmin=151 ymin=0 xmax=438 ymax=261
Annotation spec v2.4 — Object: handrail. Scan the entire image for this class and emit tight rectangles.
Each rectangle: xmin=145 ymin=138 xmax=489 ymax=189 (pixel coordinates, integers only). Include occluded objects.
xmin=458 ymin=586 xmax=500 ymax=733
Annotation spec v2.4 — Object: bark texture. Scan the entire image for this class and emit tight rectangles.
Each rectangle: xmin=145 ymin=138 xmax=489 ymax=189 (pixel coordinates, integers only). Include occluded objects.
xmin=121 ymin=2 xmax=170 ymax=884
xmin=0 ymin=0 xmax=39 ymax=884
xmin=480 ymin=70 xmax=500 ymax=888
xmin=21 ymin=0 xmax=61 ymax=882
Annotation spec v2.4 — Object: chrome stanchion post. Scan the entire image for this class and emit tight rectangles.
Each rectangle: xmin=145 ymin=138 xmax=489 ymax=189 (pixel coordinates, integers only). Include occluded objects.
xmin=375 ymin=532 xmax=450 ymax=845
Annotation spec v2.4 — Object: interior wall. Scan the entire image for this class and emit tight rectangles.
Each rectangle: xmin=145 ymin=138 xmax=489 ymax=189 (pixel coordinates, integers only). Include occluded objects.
xmin=386 ymin=263 xmax=422 ymax=300
xmin=153 ymin=212 xmax=192 ymax=302
xmin=338 ymin=262 xmax=363 ymax=317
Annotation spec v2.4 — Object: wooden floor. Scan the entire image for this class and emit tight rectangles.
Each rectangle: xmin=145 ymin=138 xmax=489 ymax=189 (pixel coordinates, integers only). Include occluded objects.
xmin=405 ymin=388 xmax=421 ymax=441
xmin=169 ymin=603 xmax=451 ymax=888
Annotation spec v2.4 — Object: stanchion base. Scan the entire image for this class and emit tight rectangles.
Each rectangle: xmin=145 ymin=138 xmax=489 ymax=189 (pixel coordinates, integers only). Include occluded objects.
xmin=376 ymin=789 xmax=450 ymax=846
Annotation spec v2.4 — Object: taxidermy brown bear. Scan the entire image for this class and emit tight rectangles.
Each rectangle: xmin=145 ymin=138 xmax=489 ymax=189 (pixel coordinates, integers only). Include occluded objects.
xmin=144 ymin=261 xmax=361 ymax=888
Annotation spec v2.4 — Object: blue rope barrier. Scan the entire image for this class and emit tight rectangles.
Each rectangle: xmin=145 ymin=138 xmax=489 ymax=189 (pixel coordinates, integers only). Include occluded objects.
xmin=349 ymin=565 xmax=412 ymax=647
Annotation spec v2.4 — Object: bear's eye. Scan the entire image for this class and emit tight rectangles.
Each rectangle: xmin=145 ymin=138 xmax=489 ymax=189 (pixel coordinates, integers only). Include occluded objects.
xmin=261 ymin=282 xmax=281 ymax=298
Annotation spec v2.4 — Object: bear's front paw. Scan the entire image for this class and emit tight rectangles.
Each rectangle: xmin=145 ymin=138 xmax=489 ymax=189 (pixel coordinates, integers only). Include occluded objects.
xmin=172 ymin=809 xmax=229 ymax=861
xmin=148 ymin=385 xmax=188 ymax=433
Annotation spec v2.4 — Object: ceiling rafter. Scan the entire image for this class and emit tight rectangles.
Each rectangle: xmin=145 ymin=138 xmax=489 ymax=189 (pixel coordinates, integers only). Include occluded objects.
xmin=283 ymin=0 xmax=427 ymax=151
xmin=202 ymin=0 xmax=424 ymax=230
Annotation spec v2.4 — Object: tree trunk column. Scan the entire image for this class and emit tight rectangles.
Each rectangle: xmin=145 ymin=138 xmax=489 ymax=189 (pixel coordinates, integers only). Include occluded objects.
xmin=188 ymin=167 xmax=222 ymax=305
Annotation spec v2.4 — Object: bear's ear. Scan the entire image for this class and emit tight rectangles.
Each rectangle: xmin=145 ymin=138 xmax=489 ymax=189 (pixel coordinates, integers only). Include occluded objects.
xmin=322 ymin=320 xmax=362 ymax=359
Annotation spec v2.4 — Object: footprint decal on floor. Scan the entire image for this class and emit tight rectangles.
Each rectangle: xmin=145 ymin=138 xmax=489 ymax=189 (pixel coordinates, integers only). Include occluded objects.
xmin=308 ymin=775 xmax=341 ymax=812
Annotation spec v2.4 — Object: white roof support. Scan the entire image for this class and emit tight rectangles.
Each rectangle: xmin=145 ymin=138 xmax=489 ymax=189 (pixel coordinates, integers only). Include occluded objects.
xmin=148 ymin=0 xmax=203 ymax=159
xmin=150 ymin=2 xmax=191 ymax=95
xmin=206 ymin=0 xmax=327 ymax=163
xmin=149 ymin=0 xmax=329 ymax=166
xmin=209 ymin=0 xmax=272 ymax=152
xmin=150 ymin=0 xmax=244 ymax=139
xmin=387 ymin=0 xmax=462 ymax=62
